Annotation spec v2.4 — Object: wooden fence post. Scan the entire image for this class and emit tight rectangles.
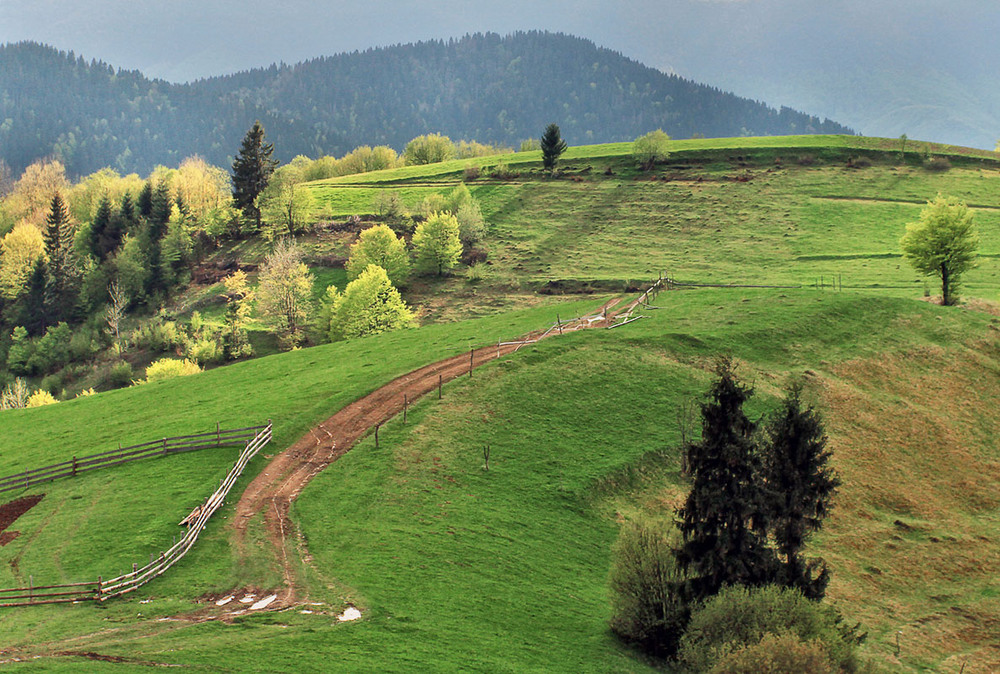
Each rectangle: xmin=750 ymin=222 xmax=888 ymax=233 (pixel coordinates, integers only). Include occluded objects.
xmin=28 ymin=575 xmax=32 ymax=603
xmin=24 ymin=469 xmax=28 ymax=489
xmin=403 ymin=395 xmax=408 ymax=424
xmin=216 ymin=421 xmax=221 ymax=446
xmin=96 ymin=575 xmax=102 ymax=599
xmin=469 ymin=349 xmax=474 ymax=377
xmin=557 ymin=314 xmax=563 ymax=335
xmin=375 ymin=424 xmax=380 ymax=449
xmin=162 ymin=438 xmax=167 ymax=455
xmin=72 ymin=456 xmax=77 ymax=477
xmin=438 ymin=374 xmax=442 ymax=400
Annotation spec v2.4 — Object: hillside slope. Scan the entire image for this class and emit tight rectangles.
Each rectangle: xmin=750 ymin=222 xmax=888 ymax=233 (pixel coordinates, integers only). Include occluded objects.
xmin=0 ymin=33 xmax=852 ymax=176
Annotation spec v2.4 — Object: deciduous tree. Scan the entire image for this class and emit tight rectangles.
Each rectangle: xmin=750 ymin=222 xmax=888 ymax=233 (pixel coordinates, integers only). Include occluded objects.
xmin=900 ymin=194 xmax=978 ymax=305
xmin=325 ymin=264 xmax=415 ymax=341
xmin=412 ymin=212 xmax=462 ymax=276
xmin=0 ymin=223 xmax=46 ymax=299
xmin=345 ymin=224 xmax=410 ymax=286
xmin=633 ymin=129 xmax=671 ymax=170
xmin=403 ymin=133 xmax=456 ymax=165
xmin=255 ymin=238 xmax=314 ymax=347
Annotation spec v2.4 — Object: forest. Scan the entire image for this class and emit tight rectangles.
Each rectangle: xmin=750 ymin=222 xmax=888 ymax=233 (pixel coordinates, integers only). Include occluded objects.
xmin=0 ymin=31 xmax=853 ymax=177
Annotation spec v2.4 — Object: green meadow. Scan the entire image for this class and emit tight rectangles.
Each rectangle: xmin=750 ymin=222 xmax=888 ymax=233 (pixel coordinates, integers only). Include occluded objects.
xmin=2 ymin=136 xmax=1000 ymax=671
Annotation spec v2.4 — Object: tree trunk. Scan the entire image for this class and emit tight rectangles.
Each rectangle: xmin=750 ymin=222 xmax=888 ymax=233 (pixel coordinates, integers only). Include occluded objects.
xmin=941 ymin=263 xmax=951 ymax=305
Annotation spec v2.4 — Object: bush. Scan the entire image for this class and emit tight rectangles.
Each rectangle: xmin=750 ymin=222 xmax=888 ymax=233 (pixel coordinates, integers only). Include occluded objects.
xmin=142 ymin=358 xmax=202 ymax=384
xmin=26 ymin=389 xmax=57 ymax=407
xmin=184 ymin=335 xmax=223 ymax=365
xmin=107 ymin=360 xmax=134 ymax=389
xmin=463 ymin=165 xmax=481 ymax=181
xmin=0 ymin=377 xmax=31 ymax=409
xmin=678 ymin=585 xmax=861 ymax=673
xmin=609 ymin=520 xmax=689 ymax=658
xmin=710 ymin=632 xmax=834 ymax=674
xmin=403 ymin=133 xmax=456 ymax=165
xmin=633 ymin=129 xmax=672 ymax=170
xmin=132 ymin=319 xmax=184 ymax=353
xmin=924 ymin=156 xmax=951 ymax=172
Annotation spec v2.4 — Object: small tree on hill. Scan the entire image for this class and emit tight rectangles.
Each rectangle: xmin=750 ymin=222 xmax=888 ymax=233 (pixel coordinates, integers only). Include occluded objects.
xmin=540 ymin=123 xmax=568 ymax=170
xmin=255 ymin=238 xmax=314 ymax=347
xmin=403 ymin=133 xmax=456 ymax=165
xmin=761 ymin=384 xmax=840 ymax=600
xmin=325 ymin=264 xmax=415 ymax=341
xmin=900 ymin=194 xmax=978 ymax=306
xmin=346 ymin=224 xmax=411 ymax=286
xmin=412 ymin=212 xmax=462 ymax=276
xmin=231 ymin=120 xmax=279 ymax=231
xmin=676 ymin=358 xmax=775 ymax=603
xmin=633 ymin=129 xmax=671 ymax=171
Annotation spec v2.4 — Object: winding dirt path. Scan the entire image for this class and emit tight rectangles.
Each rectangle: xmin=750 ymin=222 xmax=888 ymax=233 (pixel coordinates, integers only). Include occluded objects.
xmin=232 ymin=297 xmax=635 ymax=603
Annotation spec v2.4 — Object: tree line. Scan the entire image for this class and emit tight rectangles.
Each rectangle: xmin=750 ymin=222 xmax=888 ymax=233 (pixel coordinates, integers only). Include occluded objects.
xmin=0 ymin=32 xmax=853 ymax=177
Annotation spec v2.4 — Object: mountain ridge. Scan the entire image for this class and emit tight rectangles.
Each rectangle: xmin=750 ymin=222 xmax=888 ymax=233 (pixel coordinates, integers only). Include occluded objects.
xmin=0 ymin=32 xmax=852 ymax=177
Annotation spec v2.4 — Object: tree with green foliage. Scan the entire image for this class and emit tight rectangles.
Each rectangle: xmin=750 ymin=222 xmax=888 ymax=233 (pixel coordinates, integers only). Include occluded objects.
xmin=87 ymin=195 xmax=113 ymax=261
xmin=259 ymin=167 xmax=314 ymax=239
xmin=676 ymin=358 xmax=775 ymax=604
xmin=762 ymin=384 xmax=840 ymax=600
xmin=221 ymin=270 xmax=254 ymax=359
xmin=403 ymin=133 xmax=456 ymax=165
xmin=412 ymin=212 xmax=462 ymax=276
xmin=632 ymin=129 xmax=671 ymax=170
xmin=900 ymin=194 xmax=978 ymax=306
xmin=346 ymin=224 xmax=411 ymax=286
xmin=255 ymin=238 xmax=314 ymax=347
xmin=231 ymin=120 xmax=279 ymax=231
xmin=608 ymin=519 xmax=689 ymax=658
xmin=325 ymin=264 xmax=415 ymax=341
xmin=540 ymin=123 xmax=568 ymax=170
xmin=42 ymin=192 xmax=78 ymax=321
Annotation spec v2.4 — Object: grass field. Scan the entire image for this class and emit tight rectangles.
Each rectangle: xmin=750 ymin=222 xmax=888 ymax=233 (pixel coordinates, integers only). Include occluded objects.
xmin=2 ymin=136 xmax=1000 ymax=671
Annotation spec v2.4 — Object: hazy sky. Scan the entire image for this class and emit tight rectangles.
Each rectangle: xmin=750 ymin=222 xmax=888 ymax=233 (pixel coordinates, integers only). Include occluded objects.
xmin=1 ymin=0 xmax=997 ymax=146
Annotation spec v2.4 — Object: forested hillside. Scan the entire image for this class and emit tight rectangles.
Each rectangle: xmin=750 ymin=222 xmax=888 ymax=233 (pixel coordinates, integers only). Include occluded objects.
xmin=0 ymin=32 xmax=852 ymax=177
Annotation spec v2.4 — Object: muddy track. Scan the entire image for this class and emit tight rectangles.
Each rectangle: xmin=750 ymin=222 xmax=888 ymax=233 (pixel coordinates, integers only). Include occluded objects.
xmin=232 ymin=298 xmax=632 ymax=602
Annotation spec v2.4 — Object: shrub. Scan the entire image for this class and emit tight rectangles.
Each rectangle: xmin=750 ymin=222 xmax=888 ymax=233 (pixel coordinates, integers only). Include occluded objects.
xmin=456 ymin=201 xmax=487 ymax=247
xmin=710 ymin=632 xmax=834 ymax=674
xmin=142 ymin=358 xmax=202 ymax=384
xmin=677 ymin=585 xmax=861 ymax=673
xmin=797 ymin=154 xmax=817 ymax=166
xmin=463 ymin=165 xmax=481 ymax=181
xmin=609 ymin=520 xmax=689 ymax=658
xmin=132 ymin=319 xmax=184 ymax=353
xmin=184 ymin=335 xmax=223 ymax=365
xmin=26 ymin=390 xmax=57 ymax=407
xmin=924 ymin=156 xmax=951 ymax=172
xmin=403 ymin=133 xmax=456 ymax=165
xmin=633 ymin=129 xmax=672 ymax=170
xmin=0 ymin=378 xmax=31 ymax=409
xmin=107 ymin=360 xmax=134 ymax=389
xmin=485 ymin=162 xmax=518 ymax=180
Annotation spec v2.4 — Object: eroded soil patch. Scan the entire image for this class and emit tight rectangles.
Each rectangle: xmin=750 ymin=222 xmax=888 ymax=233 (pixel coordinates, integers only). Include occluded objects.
xmin=0 ymin=495 xmax=43 ymax=546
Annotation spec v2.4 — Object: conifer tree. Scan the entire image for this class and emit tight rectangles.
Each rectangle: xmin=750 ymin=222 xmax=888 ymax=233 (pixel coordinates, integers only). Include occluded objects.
xmin=676 ymin=358 xmax=775 ymax=603
xmin=42 ymin=192 xmax=77 ymax=321
xmin=540 ymin=123 xmax=568 ymax=170
xmin=762 ymin=384 xmax=840 ymax=599
xmin=137 ymin=181 xmax=153 ymax=218
xmin=17 ymin=257 xmax=49 ymax=335
xmin=231 ymin=120 xmax=279 ymax=231
xmin=88 ymin=195 xmax=112 ymax=261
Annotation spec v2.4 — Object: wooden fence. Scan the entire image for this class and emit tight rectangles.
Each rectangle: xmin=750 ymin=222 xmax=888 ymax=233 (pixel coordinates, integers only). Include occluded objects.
xmin=0 ymin=422 xmax=272 ymax=608
xmin=0 ymin=424 xmax=267 ymax=494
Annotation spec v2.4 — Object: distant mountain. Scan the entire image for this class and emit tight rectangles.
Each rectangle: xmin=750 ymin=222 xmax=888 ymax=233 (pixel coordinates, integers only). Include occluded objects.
xmin=0 ymin=33 xmax=853 ymax=177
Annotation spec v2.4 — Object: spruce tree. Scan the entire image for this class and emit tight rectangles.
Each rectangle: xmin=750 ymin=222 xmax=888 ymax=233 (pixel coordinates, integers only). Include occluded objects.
xmin=231 ymin=120 xmax=279 ymax=231
xmin=18 ymin=257 xmax=49 ymax=335
xmin=676 ymin=358 xmax=775 ymax=603
xmin=119 ymin=192 xmax=137 ymax=233
xmin=540 ymin=122 xmax=568 ymax=170
xmin=89 ymin=195 xmax=112 ymax=261
xmin=43 ymin=192 xmax=77 ymax=322
xmin=137 ymin=181 xmax=153 ymax=218
xmin=762 ymin=384 xmax=840 ymax=599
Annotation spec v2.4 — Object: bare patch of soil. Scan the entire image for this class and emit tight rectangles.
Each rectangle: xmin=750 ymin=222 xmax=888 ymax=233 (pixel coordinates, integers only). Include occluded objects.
xmin=0 ymin=495 xmax=43 ymax=546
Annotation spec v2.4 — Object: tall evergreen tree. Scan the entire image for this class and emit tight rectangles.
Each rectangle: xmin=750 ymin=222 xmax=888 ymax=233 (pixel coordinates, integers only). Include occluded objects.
xmin=136 ymin=180 xmax=153 ymax=218
xmin=88 ymin=195 xmax=113 ymax=261
xmin=231 ymin=120 xmax=279 ymax=231
xmin=676 ymin=358 xmax=775 ymax=603
xmin=17 ymin=257 xmax=49 ymax=335
xmin=540 ymin=122 xmax=568 ymax=170
xmin=762 ymin=384 xmax=840 ymax=599
xmin=42 ymin=192 xmax=77 ymax=322
xmin=118 ymin=192 xmax=137 ymax=233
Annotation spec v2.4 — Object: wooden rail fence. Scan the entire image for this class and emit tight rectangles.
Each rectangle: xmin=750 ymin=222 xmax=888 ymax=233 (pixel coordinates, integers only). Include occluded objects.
xmin=0 ymin=422 xmax=272 ymax=608
xmin=0 ymin=424 xmax=267 ymax=494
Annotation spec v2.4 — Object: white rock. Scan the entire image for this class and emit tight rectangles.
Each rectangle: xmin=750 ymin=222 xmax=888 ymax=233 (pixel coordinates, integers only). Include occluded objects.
xmin=337 ymin=606 xmax=362 ymax=622
xmin=215 ymin=596 xmax=234 ymax=606
xmin=250 ymin=594 xmax=277 ymax=610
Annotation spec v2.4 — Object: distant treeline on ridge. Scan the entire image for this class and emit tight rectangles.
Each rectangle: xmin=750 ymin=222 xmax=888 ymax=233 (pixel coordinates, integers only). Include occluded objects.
xmin=0 ymin=31 xmax=853 ymax=177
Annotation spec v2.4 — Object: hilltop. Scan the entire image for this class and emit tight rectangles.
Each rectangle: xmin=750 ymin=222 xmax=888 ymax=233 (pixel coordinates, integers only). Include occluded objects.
xmin=0 ymin=33 xmax=852 ymax=176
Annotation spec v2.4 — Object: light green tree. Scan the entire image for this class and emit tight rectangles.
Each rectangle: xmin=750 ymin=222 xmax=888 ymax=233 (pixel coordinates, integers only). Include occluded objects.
xmin=325 ymin=264 xmax=415 ymax=341
xmin=632 ymin=129 xmax=671 ymax=170
xmin=0 ymin=222 xmax=46 ymax=299
xmin=346 ymin=224 xmax=411 ymax=286
xmin=259 ymin=165 xmax=314 ymax=239
xmin=404 ymin=133 xmax=456 ymax=165
xmin=900 ymin=194 xmax=978 ymax=306
xmin=255 ymin=238 xmax=315 ymax=347
xmin=412 ymin=212 xmax=462 ymax=275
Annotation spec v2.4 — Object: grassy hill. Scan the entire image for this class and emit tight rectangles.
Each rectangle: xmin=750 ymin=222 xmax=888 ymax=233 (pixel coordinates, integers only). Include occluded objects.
xmin=2 ymin=136 xmax=1000 ymax=671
